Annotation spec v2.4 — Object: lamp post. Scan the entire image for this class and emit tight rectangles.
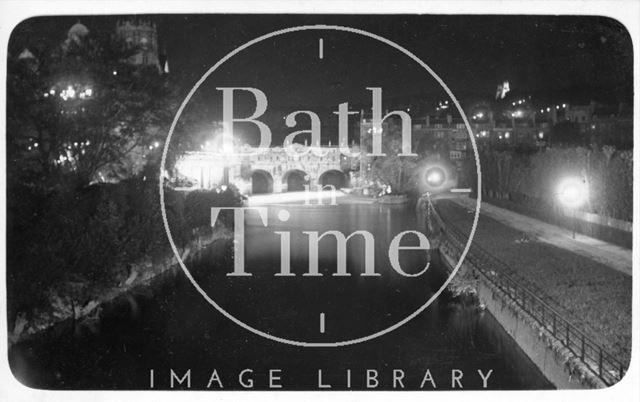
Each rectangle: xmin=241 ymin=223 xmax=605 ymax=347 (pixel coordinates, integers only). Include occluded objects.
xmin=557 ymin=177 xmax=588 ymax=239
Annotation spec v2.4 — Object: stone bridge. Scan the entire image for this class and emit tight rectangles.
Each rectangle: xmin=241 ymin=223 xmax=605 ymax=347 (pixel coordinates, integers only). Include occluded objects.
xmin=174 ymin=144 xmax=359 ymax=194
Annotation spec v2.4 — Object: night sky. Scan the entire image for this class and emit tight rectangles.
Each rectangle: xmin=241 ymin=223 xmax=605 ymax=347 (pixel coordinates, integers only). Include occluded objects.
xmin=9 ymin=14 xmax=634 ymax=144
xmin=161 ymin=14 xmax=634 ymax=103
xmin=10 ymin=14 xmax=633 ymax=99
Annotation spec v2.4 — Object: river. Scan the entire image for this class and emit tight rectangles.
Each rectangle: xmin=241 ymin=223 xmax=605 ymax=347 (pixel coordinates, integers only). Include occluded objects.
xmin=9 ymin=198 xmax=553 ymax=390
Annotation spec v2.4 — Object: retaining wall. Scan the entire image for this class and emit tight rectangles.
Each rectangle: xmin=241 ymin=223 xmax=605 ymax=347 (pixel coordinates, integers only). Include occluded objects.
xmin=440 ymin=246 xmax=605 ymax=389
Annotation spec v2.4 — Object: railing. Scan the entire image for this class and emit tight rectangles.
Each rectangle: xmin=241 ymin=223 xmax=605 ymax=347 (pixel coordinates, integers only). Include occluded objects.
xmin=428 ymin=200 xmax=626 ymax=386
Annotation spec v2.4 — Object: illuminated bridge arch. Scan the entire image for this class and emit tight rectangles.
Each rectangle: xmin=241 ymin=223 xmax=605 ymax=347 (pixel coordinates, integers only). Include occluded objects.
xmin=250 ymin=169 xmax=274 ymax=194
xmin=282 ymin=169 xmax=308 ymax=192
xmin=318 ymin=169 xmax=348 ymax=189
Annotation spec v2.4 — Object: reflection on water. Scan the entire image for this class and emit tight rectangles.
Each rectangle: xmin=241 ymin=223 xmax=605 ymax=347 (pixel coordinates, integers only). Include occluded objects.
xmin=9 ymin=202 xmax=553 ymax=390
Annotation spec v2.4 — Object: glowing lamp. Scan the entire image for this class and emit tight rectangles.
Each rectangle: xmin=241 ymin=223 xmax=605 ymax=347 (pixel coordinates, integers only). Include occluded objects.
xmin=425 ymin=167 xmax=445 ymax=188
xmin=557 ymin=177 xmax=588 ymax=209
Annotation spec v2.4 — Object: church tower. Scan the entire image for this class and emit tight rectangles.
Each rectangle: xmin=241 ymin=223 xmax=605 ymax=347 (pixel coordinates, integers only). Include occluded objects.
xmin=115 ymin=19 xmax=167 ymax=73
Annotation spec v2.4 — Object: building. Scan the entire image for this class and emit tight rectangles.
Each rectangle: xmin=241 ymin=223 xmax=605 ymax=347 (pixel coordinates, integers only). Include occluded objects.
xmin=115 ymin=19 xmax=168 ymax=73
xmin=410 ymin=115 xmax=469 ymax=180
xmin=62 ymin=21 xmax=91 ymax=51
xmin=565 ymin=102 xmax=595 ymax=125
xmin=16 ymin=47 xmax=38 ymax=72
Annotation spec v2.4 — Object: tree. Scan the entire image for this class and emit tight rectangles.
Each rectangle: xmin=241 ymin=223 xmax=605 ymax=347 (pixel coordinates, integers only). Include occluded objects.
xmin=365 ymin=118 xmax=421 ymax=194
xmin=7 ymin=30 xmax=178 ymax=188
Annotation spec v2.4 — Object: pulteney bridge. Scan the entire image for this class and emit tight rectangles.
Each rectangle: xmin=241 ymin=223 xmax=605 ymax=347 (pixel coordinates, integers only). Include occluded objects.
xmin=174 ymin=143 xmax=359 ymax=194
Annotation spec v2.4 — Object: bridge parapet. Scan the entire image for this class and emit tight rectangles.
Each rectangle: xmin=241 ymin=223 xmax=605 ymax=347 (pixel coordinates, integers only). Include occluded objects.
xmin=173 ymin=145 xmax=357 ymax=192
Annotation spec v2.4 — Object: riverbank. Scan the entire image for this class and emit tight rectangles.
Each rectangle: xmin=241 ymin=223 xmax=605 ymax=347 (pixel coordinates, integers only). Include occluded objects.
xmin=9 ymin=201 xmax=553 ymax=390
xmin=8 ymin=228 xmax=233 ymax=347
xmin=431 ymin=199 xmax=630 ymax=387
xmin=439 ymin=246 xmax=603 ymax=389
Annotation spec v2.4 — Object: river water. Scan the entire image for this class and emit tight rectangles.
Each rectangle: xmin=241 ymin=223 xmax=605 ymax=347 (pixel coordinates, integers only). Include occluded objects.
xmin=9 ymin=200 xmax=553 ymax=390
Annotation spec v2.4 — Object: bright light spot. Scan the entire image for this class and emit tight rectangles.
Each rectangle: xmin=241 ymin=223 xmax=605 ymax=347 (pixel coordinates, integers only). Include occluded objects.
xmin=556 ymin=105 xmax=560 ymax=110
xmin=49 ymin=89 xmax=55 ymax=95
xmin=538 ymin=132 xmax=544 ymax=139
xmin=540 ymin=109 xmax=544 ymax=113
xmin=558 ymin=177 xmax=588 ymax=209
xmin=85 ymin=88 xmax=92 ymax=97
xmin=546 ymin=107 xmax=551 ymax=112
xmin=59 ymin=86 xmax=77 ymax=101
xmin=34 ymin=142 xmax=39 ymax=147
xmin=247 ymin=191 xmax=345 ymax=206
xmin=505 ymin=132 xmax=510 ymax=139
xmin=113 ymin=71 xmax=118 ymax=75
xmin=43 ymin=93 xmax=49 ymax=98
xmin=562 ymin=103 xmax=566 ymax=108
xmin=153 ymin=141 xmax=160 ymax=148
xmin=425 ymin=167 xmax=445 ymax=188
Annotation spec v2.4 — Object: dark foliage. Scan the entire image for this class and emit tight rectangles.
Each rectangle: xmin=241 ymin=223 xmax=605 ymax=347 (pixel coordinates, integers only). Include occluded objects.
xmin=184 ymin=185 xmax=245 ymax=229
xmin=5 ymin=176 xmax=246 ymax=322
xmin=7 ymin=30 xmax=178 ymax=187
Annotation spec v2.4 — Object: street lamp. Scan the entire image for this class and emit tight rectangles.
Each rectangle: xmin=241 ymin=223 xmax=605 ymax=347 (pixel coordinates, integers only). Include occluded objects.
xmin=557 ymin=177 xmax=588 ymax=239
xmin=424 ymin=166 xmax=446 ymax=189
